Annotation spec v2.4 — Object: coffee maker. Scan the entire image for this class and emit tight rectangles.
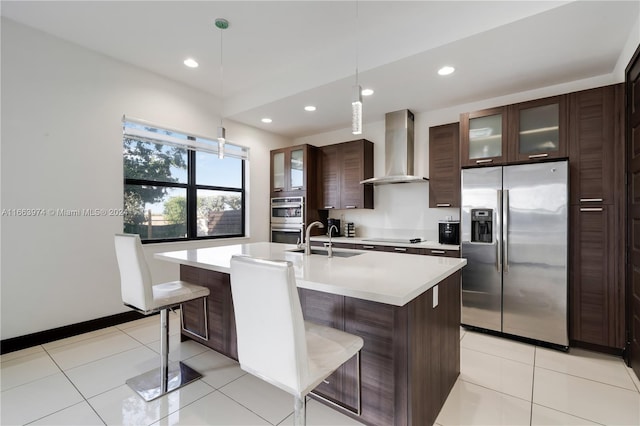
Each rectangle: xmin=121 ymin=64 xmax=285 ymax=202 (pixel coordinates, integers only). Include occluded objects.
xmin=438 ymin=220 xmax=460 ymax=245
xmin=327 ymin=219 xmax=341 ymax=237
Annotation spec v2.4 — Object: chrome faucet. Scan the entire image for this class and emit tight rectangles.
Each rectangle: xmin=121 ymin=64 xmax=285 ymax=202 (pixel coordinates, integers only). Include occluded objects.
xmin=325 ymin=225 xmax=338 ymax=258
xmin=305 ymin=221 xmax=325 ymax=255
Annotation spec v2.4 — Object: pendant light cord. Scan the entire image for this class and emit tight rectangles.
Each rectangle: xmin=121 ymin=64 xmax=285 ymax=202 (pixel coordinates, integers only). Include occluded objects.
xmin=219 ymin=26 xmax=224 ymax=128
xmin=355 ymin=0 xmax=359 ymax=86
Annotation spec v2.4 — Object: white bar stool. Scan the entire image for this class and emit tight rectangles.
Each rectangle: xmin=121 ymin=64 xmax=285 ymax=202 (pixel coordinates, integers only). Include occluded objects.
xmin=114 ymin=233 xmax=210 ymax=401
xmin=229 ymin=255 xmax=364 ymax=426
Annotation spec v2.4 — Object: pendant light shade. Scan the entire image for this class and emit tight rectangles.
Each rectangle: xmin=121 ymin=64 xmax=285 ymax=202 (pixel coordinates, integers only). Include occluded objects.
xmin=352 ymin=85 xmax=362 ymax=135
xmin=217 ymin=126 xmax=226 ymax=159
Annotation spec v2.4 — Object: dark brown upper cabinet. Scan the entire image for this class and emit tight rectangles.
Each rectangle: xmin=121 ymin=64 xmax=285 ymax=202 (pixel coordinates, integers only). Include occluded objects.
xmin=460 ymin=106 xmax=508 ymax=167
xmin=429 ymin=122 xmax=460 ymax=208
xmin=270 ymin=144 xmax=319 ymax=201
xmin=320 ymin=139 xmax=374 ymax=210
xmin=508 ymin=95 xmax=568 ymax=163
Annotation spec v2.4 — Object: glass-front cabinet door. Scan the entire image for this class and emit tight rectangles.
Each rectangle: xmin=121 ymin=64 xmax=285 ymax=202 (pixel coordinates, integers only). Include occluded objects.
xmin=508 ymin=95 xmax=567 ymax=162
xmin=271 ymin=150 xmax=286 ymax=192
xmin=289 ymin=148 xmax=304 ymax=190
xmin=460 ymin=106 xmax=508 ymax=167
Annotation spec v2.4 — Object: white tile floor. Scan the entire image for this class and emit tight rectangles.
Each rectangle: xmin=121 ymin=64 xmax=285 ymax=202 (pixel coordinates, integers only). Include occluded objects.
xmin=2 ymin=313 xmax=639 ymax=425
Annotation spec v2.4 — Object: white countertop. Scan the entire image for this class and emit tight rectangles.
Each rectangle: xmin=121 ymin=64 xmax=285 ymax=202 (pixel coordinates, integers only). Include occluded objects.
xmin=310 ymin=235 xmax=460 ymax=251
xmin=155 ymin=242 xmax=466 ymax=307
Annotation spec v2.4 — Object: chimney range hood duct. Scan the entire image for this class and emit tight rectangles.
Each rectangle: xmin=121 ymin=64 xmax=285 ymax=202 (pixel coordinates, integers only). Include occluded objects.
xmin=360 ymin=109 xmax=428 ymax=185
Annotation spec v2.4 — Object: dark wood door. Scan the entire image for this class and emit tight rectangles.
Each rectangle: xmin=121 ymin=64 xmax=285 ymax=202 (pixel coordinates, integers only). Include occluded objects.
xmin=320 ymin=145 xmax=340 ymax=210
xmin=429 ymin=122 xmax=460 ymax=207
xmin=340 ymin=140 xmax=373 ymax=209
xmin=626 ymin=44 xmax=640 ymax=379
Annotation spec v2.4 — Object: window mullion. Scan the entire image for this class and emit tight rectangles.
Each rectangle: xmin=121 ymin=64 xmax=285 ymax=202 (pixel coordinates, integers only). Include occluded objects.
xmin=187 ymin=150 xmax=197 ymax=238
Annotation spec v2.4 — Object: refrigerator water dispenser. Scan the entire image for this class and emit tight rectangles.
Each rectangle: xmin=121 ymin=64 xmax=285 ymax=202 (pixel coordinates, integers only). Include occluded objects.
xmin=471 ymin=209 xmax=492 ymax=243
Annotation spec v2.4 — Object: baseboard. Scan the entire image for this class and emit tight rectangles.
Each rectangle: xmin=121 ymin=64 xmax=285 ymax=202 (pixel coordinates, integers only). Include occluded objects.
xmin=0 ymin=310 xmax=152 ymax=355
xmin=570 ymin=339 xmax=624 ymax=357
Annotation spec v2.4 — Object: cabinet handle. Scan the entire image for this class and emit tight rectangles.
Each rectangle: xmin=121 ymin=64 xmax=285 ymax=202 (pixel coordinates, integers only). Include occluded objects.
xmin=345 ymin=205 xmax=357 ymax=209
xmin=431 ymin=250 xmax=446 ymax=254
xmin=528 ymin=153 xmax=549 ymax=159
xmin=436 ymin=203 xmax=451 ymax=207
xmin=394 ymin=247 xmax=407 ymax=252
xmin=273 ymin=188 xmax=283 ymax=192
xmin=291 ymin=186 xmax=303 ymax=190
xmin=362 ymin=245 xmax=375 ymax=249
xmin=323 ymin=379 xmax=330 ymax=384
xmin=579 ymin=198 xmax=603 ymax=203
xmin=476 ymin=159 xmax=493 ymax=164
xmin=323 ymin=206 xmax=335 ymax=209
xmin=580 ymin=207 xmax=604 ymax=212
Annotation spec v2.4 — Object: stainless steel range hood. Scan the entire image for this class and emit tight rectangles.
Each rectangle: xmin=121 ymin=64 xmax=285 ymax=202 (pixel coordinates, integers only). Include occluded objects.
xmin=360 ymin=109 xmax=428 ymax=185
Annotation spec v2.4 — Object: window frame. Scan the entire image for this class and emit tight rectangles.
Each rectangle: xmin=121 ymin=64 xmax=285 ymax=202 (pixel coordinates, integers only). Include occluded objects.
xmin=123 ymin=122 xmax=247 ymax=244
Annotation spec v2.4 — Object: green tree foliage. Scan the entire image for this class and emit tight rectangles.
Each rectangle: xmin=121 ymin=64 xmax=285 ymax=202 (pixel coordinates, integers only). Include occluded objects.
xmin=163 ymin=196 xmax=187 ymax=225
xmin=123 ymin=137 xmax=187 ymax=224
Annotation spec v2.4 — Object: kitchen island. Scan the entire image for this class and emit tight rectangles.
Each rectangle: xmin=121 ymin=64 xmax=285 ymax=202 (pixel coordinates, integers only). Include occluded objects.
xmin=155 ymin=242 xmax=466 ymax=426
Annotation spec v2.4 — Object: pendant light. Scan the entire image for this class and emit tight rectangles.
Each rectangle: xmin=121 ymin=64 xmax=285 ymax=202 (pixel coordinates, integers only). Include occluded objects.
xmin=352 ymin=1 xmax=362 ymax=135
xmin=215 ymin=18 xmax=229 ymax=159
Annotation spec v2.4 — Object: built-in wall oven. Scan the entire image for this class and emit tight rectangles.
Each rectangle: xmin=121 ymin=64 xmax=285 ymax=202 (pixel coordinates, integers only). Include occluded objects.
xmin=270 ymin=197 xmax=304 ymax=244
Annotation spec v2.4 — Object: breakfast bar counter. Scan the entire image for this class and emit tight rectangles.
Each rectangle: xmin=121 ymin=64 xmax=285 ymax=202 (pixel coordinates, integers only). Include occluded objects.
xmin=155 ymin=242 xmax=466 ymax=426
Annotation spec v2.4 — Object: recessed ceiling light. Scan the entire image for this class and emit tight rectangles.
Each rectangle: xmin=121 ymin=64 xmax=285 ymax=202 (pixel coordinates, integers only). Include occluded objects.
xmin=183 ymin=58 xmax=199 ymax=68
xmin=438 ymin=66 xmax=455 ymax=76
xmin=304 ymin=106 xmax=317 ymax=112
xmin=361 ymin=88 xmax=374 ymax=96
xmin=261 ymin=118 xmax=272 ymax=123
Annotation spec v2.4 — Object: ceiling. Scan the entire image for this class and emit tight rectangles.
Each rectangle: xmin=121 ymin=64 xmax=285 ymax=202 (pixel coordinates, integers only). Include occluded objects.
xmin=2 ymin=1 xmax=638 ymax=138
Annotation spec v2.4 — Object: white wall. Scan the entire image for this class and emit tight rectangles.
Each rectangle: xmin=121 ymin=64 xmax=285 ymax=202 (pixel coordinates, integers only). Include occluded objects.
xmin=0 ymin=19 xmax=291 ymax=339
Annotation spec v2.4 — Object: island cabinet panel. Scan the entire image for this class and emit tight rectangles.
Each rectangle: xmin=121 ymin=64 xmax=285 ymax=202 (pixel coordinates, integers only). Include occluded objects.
xmin=180 ymin=265 xmax=238 ymax=360
xmin=180 ymin=264 xmax=461 ymax=426
xmin=300 ymin=273 xmax=461 ymax=426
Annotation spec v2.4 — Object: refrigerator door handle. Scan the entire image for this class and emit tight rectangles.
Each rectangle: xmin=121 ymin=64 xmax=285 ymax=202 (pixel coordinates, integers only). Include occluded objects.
xmin=503 ymin=189 xmax=509 ymax=273
xmin=497 ymin=190 xmax=502 ymax=272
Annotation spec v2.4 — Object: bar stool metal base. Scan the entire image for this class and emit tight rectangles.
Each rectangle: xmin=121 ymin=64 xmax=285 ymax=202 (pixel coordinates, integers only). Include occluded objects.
xmin=126 ymin=361 xmax=202 ymax=402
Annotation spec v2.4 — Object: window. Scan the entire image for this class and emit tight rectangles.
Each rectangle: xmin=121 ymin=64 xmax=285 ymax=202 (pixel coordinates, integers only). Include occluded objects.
xmin=122 ymin=118 xmax=248 ymax=242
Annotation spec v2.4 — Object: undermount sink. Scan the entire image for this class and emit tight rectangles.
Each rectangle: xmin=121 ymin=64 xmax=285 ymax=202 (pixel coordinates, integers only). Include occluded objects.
xmin=287 ymin=248 xmax=363 ymax=258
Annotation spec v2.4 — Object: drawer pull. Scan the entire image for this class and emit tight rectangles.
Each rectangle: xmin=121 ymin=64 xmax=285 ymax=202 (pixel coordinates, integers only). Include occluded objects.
xmin=580 ymin=207 xmax=604 ymax=212
xmin=323 ymin=379 xmax=330 ymax=384
xmin=579 ymin=198 xmax=603 ymax=203
xmin=431 ymin=250 xmax=446 ymax=254
xmin=436 ymin=203 xmax=451 ymax=207
xmin=394 ymin=247 xmax=407 ymax=252
xmin=273 ymin=188 xmax=283 ymax=192
xmin=324 ymin=206 xmax=335 ymax=209
xmin=291 ymin=186 xmax=303 ymax=190
xmin=362 ymin=245 xmax=375 ymax=249
xmin=476 ymin=159 xmax=493 ymax=164
xmin=345 ymin=205 xmax=357 ymax=209
xmin=528 ymin=153 xmax=549 ymax=159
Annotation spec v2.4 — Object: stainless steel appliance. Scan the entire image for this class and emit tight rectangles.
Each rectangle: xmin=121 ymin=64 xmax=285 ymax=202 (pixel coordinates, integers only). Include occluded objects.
xmin=270 ymin=197 xmax=304 ymax=224
xmin=438 ymin=221 xmax=460 ymax=245
xmin=270 ymin=196 xmax=304 ymax=244
xmin=461 ymin=160 xmax=568 ymax=347
xmin=270 ymin=225 xmax=304 ymax=244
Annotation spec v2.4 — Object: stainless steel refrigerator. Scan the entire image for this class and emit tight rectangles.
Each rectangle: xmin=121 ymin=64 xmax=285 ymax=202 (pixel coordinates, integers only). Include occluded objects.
xmin=460 ymin=160 xmax=568 ymax=347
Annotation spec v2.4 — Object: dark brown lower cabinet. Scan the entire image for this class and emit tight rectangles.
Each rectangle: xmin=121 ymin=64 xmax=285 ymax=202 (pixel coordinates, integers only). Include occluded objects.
xmin=180 ymin=265 xmax=238 ymax=360
xmin=570 ymin=205 xmax=624 ymax=349
xmin=181 ymin=264 xmax=461 ymax=426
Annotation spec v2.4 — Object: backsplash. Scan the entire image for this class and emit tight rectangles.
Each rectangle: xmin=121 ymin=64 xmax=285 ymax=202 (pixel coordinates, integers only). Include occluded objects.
xmin=327 ymin=183 xmax=458 ymax=241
